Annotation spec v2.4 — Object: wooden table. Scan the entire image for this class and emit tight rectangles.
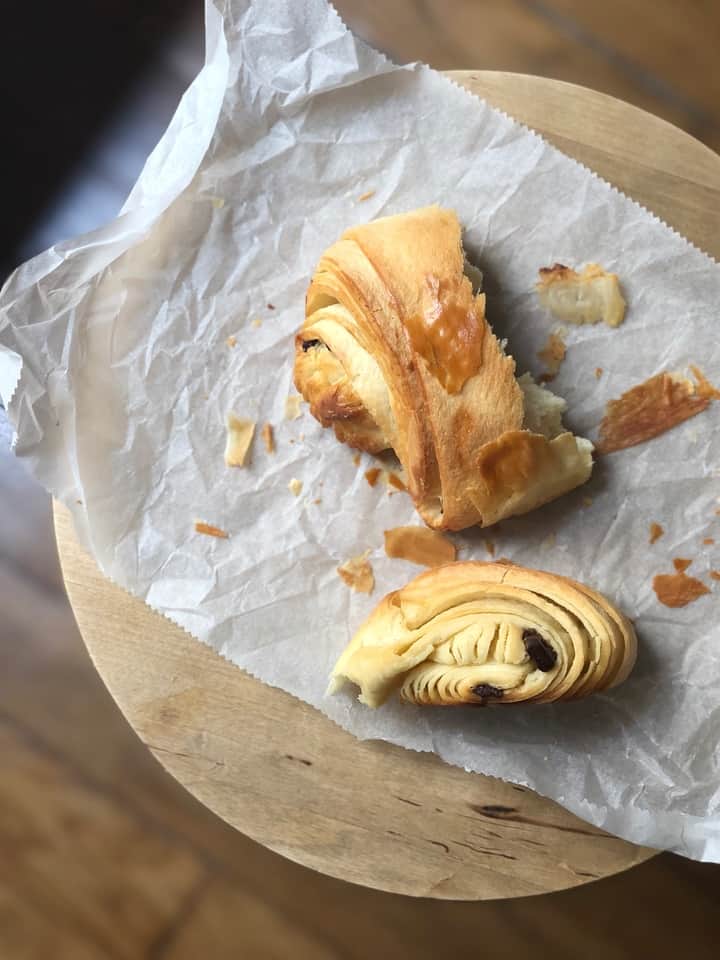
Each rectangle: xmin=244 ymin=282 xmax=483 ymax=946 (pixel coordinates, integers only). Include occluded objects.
xmin=54 ymin=71 xmax=720 ymax=901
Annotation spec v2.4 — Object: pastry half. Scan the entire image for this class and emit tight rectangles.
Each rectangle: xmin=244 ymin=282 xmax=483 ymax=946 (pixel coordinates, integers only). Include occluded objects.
xmin=294 ymin=206 xmax=592 ymax=531
xmin=329 ymin=561 xmax=637 ymax=708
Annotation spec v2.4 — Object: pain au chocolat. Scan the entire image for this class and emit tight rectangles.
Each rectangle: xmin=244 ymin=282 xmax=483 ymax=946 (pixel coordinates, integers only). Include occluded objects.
xmin=329 ymin=562 xmax=637 ymax=708
xmin=293 ymin=206 xmax=592 ymax=531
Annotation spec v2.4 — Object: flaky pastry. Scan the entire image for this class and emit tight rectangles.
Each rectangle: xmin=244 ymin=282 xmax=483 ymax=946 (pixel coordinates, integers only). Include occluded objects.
xmin=294 ymin=206 xmax=592 ymax=530
xmin=329 ymin=561 xmax=637 ymax=708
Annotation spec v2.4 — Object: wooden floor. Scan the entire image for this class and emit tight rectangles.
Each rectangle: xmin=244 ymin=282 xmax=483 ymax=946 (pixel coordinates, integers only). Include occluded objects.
xmin=3 ymin=1 xmax=720 ymax=956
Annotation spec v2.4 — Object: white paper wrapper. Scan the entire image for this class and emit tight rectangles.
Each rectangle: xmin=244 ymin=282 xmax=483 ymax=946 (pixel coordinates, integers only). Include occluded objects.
xmin=2 ymin=0 xmax=720 ymax=861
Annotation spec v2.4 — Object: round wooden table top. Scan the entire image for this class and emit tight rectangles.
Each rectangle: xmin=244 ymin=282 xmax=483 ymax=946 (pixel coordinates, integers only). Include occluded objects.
xmin=54 ymin=71 xmax=720 ymax=901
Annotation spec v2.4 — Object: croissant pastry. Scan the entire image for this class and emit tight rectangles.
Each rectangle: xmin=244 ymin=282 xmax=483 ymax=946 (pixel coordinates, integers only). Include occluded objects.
xmin=329 ymin=561 xmax=637 ymax=708
xmin=294 ymin=206 xmax=593 ymax=531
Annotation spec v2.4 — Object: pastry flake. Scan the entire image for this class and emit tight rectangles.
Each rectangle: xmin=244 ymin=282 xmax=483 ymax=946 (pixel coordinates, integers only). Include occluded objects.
xmin=288 ymin=478 xmax=303 ymax=496
xmin=284 ymin=394 xmax=302 ymax=420
xmin=224 ymin=414 xmax=255 ymax=467
xmin=597 ymin=371 xmax=711 ymax=454
xmin=195 ymin=521 xmax=229 ymax=539
xmin=337 ymin=552 xmax=374 ymax=594
xmin=364 ymin=467 xmax=381 ymax=487
xmin=329 ymin=561 xmax=636 ymax=707
xmin=649 ymin=522 xmax=664 ymax=544
xmin=537 ymin=263 xmax=626 ymax=327
xmin=294 ymin=207 xmax=592 ymax=531
xmin=653 ymin=569 xmax=709 ymax=608
xmin=261 ymin=423 xmax=275 ymax=454
xmin=537 ymin=331 xmax=567 ymax=382
xmin=384 ymin=526 xmax=457 ymax=567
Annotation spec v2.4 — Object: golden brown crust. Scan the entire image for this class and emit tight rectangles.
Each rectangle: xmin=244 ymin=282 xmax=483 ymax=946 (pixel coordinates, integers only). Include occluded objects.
xmin=597 ymin=372 xmax=710 ymax=454
xmin=294 ymin=207 xmax=592 ymax=530
xmin=329 ymin=561 xmax=637 ymax=708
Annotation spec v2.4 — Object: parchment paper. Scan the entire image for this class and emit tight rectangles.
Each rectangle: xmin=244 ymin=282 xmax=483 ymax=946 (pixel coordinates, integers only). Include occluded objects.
xmin=2 ymin=0 xmax=720 ymax=860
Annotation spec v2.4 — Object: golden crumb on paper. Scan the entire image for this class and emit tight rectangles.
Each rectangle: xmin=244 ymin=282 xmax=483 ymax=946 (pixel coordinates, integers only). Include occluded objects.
xmin=711 ymin=571 xmax=720 ymax=581
xmin=582 ymin=496 xmax=593 ymax=508
xmin=673 ymin=557 xmax=692 ymax=573
xmin=337 ymin=551 xmax=374 ymax=593
xmin=364 ymin=467 xmax=382 ymax=487
xmin=537 ymin=332 xmax=566 ymax=382
xmin=536 ymin=263 xmax=626 ymax=327
xmin=195 ymin=521 xmax=229 ymax=539
xmin=226 ymin=335 xmax=237 ymax=348
xmin=649 ymin=522 xmax=664 ymax=544
xmin=209 ymin=195 xmax=225 ymax=209
xmin=357 ymin=190 xmax=376 ymax=203
xmin=703 ymin=537 xmax=715 ymax=545
xmin=387 ymin=471 xmax=407 ymax=492
xmin=288 ymin=478 xmax=303 ymax=497
xmin=653 ymin=569 xmax=709 ymax=608
xmin=267 ymin=303 xmax=275 ymax=310
xmin=594 ymin=367 xmax=603 ymax=379
xmin=484 ymin=539 xmax=496 ymax=557
xmin=352 ymin=453 xmax=361 ymax=467
xmin=285 ymin=394 xmax=302 ymax=420
xmin=313 ymin=498 xmax=322 ymax=505
xmin=251 ymin=318 xmax=262 ymax=329
xmin=384 ymin=526 xmax=456 ymax=567
xmin=597 ymin=371 xmax=713 ymax=454
xmin=224 ymin=414 xmax=255 ymax=467
xmin=261 ymin=423 xmax=275 ymax=453
xmin=690 ymin=365 xmax=720 ymax=400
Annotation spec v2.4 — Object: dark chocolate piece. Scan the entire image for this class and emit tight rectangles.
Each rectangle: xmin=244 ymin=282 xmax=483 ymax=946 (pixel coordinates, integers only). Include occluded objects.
xmin=301 ymin=338 xmax=322 ymax=352
xmin=471 ymin=683 xmax=504 ymax=700
xmin=522 ymin=629 xmax=557 ymax=672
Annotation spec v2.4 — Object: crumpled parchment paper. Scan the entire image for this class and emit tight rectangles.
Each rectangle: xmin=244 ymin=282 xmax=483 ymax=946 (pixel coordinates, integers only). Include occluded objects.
xmin=2 ymin=0 xmax=720 ymax=861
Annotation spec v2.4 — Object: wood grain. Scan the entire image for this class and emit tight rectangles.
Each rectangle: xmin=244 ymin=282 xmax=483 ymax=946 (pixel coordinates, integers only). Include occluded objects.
xmin=50 ymin=68 xmax=720 ymax=900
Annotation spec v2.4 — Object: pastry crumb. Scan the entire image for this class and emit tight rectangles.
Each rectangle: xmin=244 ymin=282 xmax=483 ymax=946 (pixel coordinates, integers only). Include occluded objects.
xmin=703 ymin=537 xmax=715 ymax=545
xmin=649 ymin=522 xmax=664 ymax=544
xmin=365 ymin=467 xmax=382 ymax=487
xmin=673 ymin=557 xmax=692 ymax=573
xmin=288 ymin=478 xmax=303 ymax=497
xmin=224 ymin=413 xmax=255 ymax=467
xmin=484 ymin=538 xmax=496 ymax=557
xmin=384 ymin=526 xmax=457 ymax=567
xmin=711 ymin=571 xmax=720 ymax=581
xmin=313 ymin=498 xmax=322 ymax=505
xmin=285 ymin=394 xmax=302 ymax=420
xmin=690 ymin=364 xmax=720 ymax=400
xmin=251 ymin=318 xmax=262 ymax=329
xmin=261 ymin=423 xmax=275 ymax=454
xmin=195 ymin=521 xmax=229 ymax=539
xmin=595 ymin=367 xmax=603 ymax=379
xmin=582 ymin=496 xmax=593 ymax=508
xmin=352 ymin=453 xmax=361 ymax=467
xmin=597 ymin=371 xmax=713 ymax=454
xmin=267 ymin=302 xmax=275 ymax=310
xmin=537 ymin=263 xmax=626 ymax=327
xmin=387 ymin=471 xmax=407 ymax=492
xmin=653 ymin=568 xmax=709 ymax=608
xmin=357 ymin=190 xmax=376 ymax=203
xmin=337 ymin=551 xmax=374 ymax=594
xmin=226 ymin=335 xmax=237 ymax=348
xmin=537 ymin=332 xmax=567 ymax=382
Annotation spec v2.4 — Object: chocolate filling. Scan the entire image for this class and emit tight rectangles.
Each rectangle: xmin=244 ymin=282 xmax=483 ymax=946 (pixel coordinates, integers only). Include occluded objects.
xmin=522 ymin=629 xmax=557 ymax=672
xmin=471 ymin=683 xmax=504 ymax=700
xmin=301 ymin=338 xmax=322 ymax=352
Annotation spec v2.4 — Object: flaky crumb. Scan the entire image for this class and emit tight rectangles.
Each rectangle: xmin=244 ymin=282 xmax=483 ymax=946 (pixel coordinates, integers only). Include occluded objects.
xmin=313 ymin=498 xmax=322 ymax=505
xmin=285 ymin=394 xmax=302 ymax=420
xmin=703 ymin=537 xmax=715 ymax=545
xmin=597 ymin=371 xmax=712 ymax=454
xmin=387 ymin=472 xmax=407 ymax=492
xmin=224 ymin=414 xmax=255 ymax=467
xmin=364 ymin=467 xmax=382 ymax=487
xmin=649 ymin=522 xmax=664 ymax=545
xmin=195 ymin=521 xmax=229 ymax=539
xmin=484 ymin=539 xmax=496 ymax=557
xmin=337 ymin=551 xmax=374 ymax=594
xmin=226 ymin=335 xmax=237 ymax=348
xmin=537 ymin=263 xmax=626 ymax=327
xmin=690 ymin=365 xmax=720 ymax=400
xmin=653 ymin=569 xmax=709 ymax=608
xmin=384 ymin=526 xmax=456 ymax=567
xmin=711 ymin=571 xmax=720 ymax=581
xmin=595 ymin=367 xmax=603 ymax=379
xmin=288 ymin=478 xmax=303 ymax=496
xmin=267 ymin=303 xmax=275 ymax=310
xmin=673 ymin=557 xmax=692 ymax=573
xmin=357 ymin=190 xmax=376 ymax=203
xmin=261 ymin=423 xmax=275 ymax=454
xmin=352 ymin=453 xmax=361 ymax=467
xmin=251 ymin=318 xmax=262 ymax=329
xmin=537 ymin=332 xmax=567 ymax=382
